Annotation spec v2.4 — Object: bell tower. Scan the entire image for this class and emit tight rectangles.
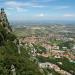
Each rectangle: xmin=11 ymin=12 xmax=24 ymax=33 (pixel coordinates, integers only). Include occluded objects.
xmin=1 ymin=8 xmax=5 ymax=14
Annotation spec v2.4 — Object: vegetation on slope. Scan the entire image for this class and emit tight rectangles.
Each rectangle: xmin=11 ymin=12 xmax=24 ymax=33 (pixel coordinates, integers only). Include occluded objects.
xmin=0 ymin=25 xmax=43 ymax=75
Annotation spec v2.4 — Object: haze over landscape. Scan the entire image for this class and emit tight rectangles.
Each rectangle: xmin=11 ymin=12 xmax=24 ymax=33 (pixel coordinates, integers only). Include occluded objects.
xmin=0 ymin=0 xmax=75 ymax=24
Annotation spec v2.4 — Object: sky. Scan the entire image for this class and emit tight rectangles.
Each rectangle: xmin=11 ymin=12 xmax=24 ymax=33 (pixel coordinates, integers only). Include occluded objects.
xmin=0 ymin=0 xmax=75 ymax=22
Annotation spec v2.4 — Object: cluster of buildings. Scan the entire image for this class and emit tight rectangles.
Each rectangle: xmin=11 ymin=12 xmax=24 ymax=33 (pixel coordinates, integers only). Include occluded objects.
xmin=19 ymin=36 xmax=46 ymax=44
xmin=47 ymin=33 xmax=65 ymax=40
xmin=39 ymin=62 xmax=71 ymax=75
xmin=18 ymin=34 xmax=75 ymax=61
xmin=39 ymin=43 xmax=75 ymax=60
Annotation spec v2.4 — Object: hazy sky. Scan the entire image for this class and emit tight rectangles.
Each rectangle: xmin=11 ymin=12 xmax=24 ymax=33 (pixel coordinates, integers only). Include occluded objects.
xmin=0 ymin=0 xmax=75 ymax=21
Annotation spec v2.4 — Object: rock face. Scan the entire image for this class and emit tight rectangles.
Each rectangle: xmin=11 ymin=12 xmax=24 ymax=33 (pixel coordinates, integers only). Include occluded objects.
xmin=0 ymin=8 xmax=12 ymax=32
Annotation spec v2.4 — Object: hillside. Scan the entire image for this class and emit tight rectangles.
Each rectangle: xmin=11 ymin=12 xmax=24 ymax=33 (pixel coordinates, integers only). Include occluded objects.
xmin=0 ymin=8 xmax=43 ymax=75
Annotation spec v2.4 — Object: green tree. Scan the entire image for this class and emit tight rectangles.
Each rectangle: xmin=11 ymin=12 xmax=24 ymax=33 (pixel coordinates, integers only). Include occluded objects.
xmin=59 ymin=41 xmax=75 ymax=49
xmin=0 ymin=24 xmax=43 ymax=75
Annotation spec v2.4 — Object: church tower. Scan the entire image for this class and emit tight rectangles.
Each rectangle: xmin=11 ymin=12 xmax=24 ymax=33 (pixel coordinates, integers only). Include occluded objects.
xmin=1 ymin=8 xmax=4 ymax=14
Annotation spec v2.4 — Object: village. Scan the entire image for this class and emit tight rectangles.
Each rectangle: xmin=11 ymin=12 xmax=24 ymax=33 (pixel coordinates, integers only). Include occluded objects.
xmin=17 ymin=34 xmax=75 ymax=75
xmin=18 ymin=34 xmax=75 ymax=60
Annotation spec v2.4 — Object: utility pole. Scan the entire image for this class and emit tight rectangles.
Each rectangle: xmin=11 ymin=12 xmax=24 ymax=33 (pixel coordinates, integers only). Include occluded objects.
xmin=16 ymin=39 xmax=21 ymax=54
xmin=17 ymin=44 xmax=21 ymax=54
